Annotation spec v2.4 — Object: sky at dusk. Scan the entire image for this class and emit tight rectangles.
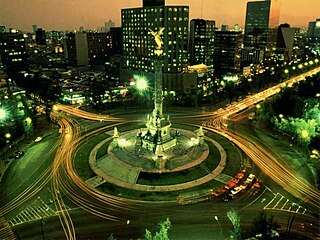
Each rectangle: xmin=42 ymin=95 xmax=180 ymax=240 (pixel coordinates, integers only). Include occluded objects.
xmin=0 ymin=0 xmax=319 ymax=31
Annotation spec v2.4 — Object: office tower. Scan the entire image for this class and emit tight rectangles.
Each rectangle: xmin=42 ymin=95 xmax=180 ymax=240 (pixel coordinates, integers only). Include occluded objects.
xmin=244 ymin=0 xmax=280 ymax=50
xmin=306 ymin=19 xmax=320 ymax=55
xmin=0 ymin=30 xmax=28 ymax=75
xmin=143 ymin=0 xmax=165 ymax=7
xmin=65 ymin=32 xmax=88 ymax=67
xmin=109 ymin=27 xmax=123 ymax=56
xmin=64 ymin=32 xmax=110 ymax=68
xmin=275 ymin=23 xmax=298 ymax=61
xmin=35 ymin=28 xmax=46 ymax=45
xmin=189 ymin=19 xmax=215 ymax=66
xmin=214 ymin=29 xmax=243 ymax=75
xmin=105 ymin=27 xmax=123 ymax=82
xmin=121 ymin=5 xmax=189 ymax=74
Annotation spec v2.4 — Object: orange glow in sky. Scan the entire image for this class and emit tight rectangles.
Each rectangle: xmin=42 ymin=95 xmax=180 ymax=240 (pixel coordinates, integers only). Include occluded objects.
xmin=0 ymin=0 xmax=319 ymax=31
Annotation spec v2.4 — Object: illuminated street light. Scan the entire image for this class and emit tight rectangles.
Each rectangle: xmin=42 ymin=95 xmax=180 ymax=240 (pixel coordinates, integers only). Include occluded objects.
xmin=5 ymin=133 xmax=11 ymax=139
xmin=284 ymin=69 xmax=289 ymax=74
xmin=256 ymin=104 xmax=261 ymax=109
xmin=292 ymin=66 xmax=296 ymax=70
xmin=136 ymin=77 xmax=148 ymax=91
xmin=315 ymin=59 xmax=319 ymax=63
xmin=0 ymin=108 xmax=6 ymax=119
xmin=214 ymin=216 xmax=222 ymax=240
xmin=298 ymin=64 xmax=303 ymax=69
xmin=52 ymin=105 xmax=59 ymax=111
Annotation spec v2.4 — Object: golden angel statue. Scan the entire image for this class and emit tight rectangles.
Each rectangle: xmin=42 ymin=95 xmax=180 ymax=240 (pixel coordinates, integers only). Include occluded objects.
xmin=148 ymin=27 xmax=165 ymax=50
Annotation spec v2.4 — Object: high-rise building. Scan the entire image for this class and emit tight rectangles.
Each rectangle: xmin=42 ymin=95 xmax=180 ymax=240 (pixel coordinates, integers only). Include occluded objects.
xmin=35 ymin=28 xmax=46 ymax=45
xmin=214 ymin=30 xmax=243 ymax=75
xmin=65 ymin=32 xmax=88 ymax=67
xmin=0 ymin=30 xmax=28 ymax=74
xmin=244 ymin=0 xmax=280 ymax=50
xmin=65 ymin=32 xmax=111 ymax=68
xmin=109 ymin=27 xmax=123 ymax=56
xmin=275 ymin=23 xmax=298 ymax=61
xmin=189 ymin=19 xmax=215 ymax=66
xmin=121 ymin=5 xmax=189 ymax=74
xmin=87 ymin=32 xmax=110 ymax=66
xmin=306 ymin=19 xmax=320 ymax=55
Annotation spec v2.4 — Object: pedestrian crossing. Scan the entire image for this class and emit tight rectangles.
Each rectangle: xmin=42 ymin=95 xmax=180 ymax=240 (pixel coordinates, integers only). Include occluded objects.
xmin=8 ymin=197 xmax=71 ymax=227
xmin=263 ymin=192 xmax=307 ymax=214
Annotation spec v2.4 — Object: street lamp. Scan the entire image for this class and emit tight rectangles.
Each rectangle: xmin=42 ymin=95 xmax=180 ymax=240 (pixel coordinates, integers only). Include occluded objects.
xmin=136 ymin=77 xmax=148 ymax=91
xmin=214 ymin=216 xmax=222 ymax=240
xmin=125 ymin=219 xmax=130 ymax=239
xmin=0 ymin=108 xmax=6 ymax=119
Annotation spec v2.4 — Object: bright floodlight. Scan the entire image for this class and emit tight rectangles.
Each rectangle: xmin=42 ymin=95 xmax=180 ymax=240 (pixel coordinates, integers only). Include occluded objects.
xmin=136 ymin=77 xmax=148 ymax=91
xmin=0 ymin=109 xmax=6 ymax=119
xmin=5 ymin=133 xmax=11 ymax=139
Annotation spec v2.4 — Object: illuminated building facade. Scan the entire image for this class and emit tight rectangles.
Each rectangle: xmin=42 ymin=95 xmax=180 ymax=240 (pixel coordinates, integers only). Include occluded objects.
xmin=121 ymin=5 xmax=189 ymax=74
xmin=0 ymin=30 xmax=28 ymax=74
xmin=189 ymin=19 xmax=215 ymax=67
xmin=214 ymin=30 xmax=242 ymax=75
xmin=306 ymin=19 xmax=320 ymax=55
xmin=275 ymin=23 xmax=298 ymax=61
xmin=244 ymin=0 xmax=280 ymax=51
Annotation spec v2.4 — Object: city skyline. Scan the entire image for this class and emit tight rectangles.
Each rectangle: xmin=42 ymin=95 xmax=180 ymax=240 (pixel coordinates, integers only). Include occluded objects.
xmin=0 ymin=0 xmax=319 ymax=31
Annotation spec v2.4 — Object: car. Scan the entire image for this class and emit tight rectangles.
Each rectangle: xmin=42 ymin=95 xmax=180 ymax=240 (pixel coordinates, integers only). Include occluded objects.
xmin=34 ymin=137 xmax=43 ymax=143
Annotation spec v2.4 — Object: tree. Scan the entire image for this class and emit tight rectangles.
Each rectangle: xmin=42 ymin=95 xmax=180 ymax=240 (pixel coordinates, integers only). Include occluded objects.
xmin=227 ymin=208 xmax=242 ymax=240
xmin=248 ymin=211 xmax=280 ymax=240
xmin=145 ymin=218 xmax=171 ymax=240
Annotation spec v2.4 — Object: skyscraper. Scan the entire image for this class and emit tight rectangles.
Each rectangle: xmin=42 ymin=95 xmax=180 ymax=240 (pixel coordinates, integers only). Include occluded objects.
xmin=244 ymin=0 xmax=280 ymax=50
xmin=214 ymin=29 xmax=243 ymax=75
xmin=189 ymin=19 xmax=215 ymax=66
xmin=64 ymin=32 xmax=111 ymax=68
xmin=306 ymin=19 xmax=320 ymax=55
xmin=121 ymin=5 xmax=189 ymax=74
xmin=275 ymin=23 xmax=298 ymax=61
xmin=0 ymin=30 xmax=28 ymax=75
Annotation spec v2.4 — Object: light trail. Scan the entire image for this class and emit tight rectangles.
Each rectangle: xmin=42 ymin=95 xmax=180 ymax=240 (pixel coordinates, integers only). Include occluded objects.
xmin=203 ymin=67 xmax=320 ymax=211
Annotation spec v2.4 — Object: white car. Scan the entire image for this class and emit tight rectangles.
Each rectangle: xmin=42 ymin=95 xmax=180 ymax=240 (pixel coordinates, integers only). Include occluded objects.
xmin=34 ymin=137 xmax=43 ymax=143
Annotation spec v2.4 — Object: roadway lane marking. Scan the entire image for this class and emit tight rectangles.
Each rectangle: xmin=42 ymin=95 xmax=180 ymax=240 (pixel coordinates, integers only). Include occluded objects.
xmin=264 ymin=193 xmax=279 ymax=209
xmin=273 ymin=196 xmax=284 ymax=209
xmin=264 ymin=192 xmax=308 ymax=215
xmin=281 ymin=199 xmax=289 ymax=210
